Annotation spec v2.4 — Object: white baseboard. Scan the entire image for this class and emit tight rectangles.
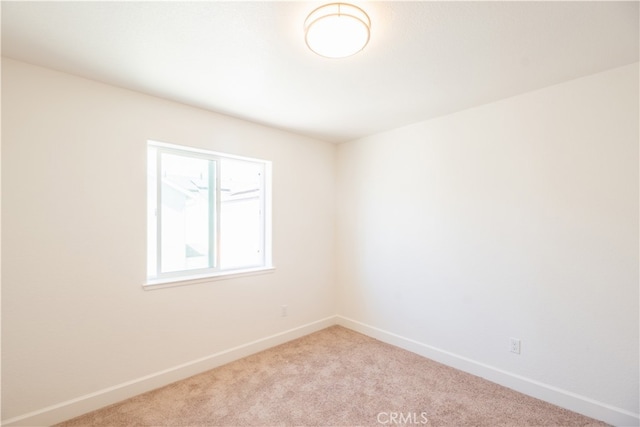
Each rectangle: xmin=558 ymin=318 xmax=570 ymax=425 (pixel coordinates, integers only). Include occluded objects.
xmin=2 ymin=316 xmax=337 ymax=427
xmin=336 ymin=315 xmax=640 ymax=427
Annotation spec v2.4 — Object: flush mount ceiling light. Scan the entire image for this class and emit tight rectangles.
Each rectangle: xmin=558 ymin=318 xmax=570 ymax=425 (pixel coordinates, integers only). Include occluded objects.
xmin=304 ymin=3 xmax=371 ymax=59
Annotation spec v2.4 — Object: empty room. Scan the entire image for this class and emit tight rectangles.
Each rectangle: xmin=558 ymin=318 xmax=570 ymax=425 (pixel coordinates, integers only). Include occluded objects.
xmin=1 ymin=1 xmax=638 ymax=426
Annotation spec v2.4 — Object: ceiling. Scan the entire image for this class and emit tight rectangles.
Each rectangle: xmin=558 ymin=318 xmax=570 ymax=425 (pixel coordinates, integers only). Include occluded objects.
xmin=2 ymin=1 xmax=638 ymax=143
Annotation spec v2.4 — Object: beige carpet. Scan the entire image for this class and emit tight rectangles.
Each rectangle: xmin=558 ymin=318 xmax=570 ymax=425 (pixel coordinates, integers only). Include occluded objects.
xmin=57 ymin=326 xmax=608 ymax=426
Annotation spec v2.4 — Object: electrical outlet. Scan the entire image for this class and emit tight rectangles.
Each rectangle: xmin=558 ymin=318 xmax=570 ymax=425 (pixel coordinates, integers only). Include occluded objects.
xmin=509 ymin=338 xmax=521 ymax=354
xmin=281 ymin=305 xmax=288 ymax=317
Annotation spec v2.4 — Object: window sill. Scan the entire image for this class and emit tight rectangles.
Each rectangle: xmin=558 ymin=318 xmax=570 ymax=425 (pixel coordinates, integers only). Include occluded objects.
xmin=143 ymin=266 xmax=275 ymax=290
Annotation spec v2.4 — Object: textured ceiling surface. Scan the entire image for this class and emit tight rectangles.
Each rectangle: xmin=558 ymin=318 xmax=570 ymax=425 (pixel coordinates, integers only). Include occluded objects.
xmin=2 ymin=1 xmax=638 ymax=143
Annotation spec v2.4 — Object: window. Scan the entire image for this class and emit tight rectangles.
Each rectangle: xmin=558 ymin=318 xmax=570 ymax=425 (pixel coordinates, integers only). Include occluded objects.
xmin=146 ymin=141 xmax=272 ymax=285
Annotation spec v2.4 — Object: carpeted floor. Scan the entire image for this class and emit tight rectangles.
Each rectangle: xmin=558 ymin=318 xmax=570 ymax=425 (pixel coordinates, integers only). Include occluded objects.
xmin=57 ymin=326 xmax=608 ymax=426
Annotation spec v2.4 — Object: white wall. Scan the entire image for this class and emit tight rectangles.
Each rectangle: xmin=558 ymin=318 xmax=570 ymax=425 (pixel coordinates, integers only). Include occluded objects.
xmin=3 ymin=57 xmax=638 ymax=426
xmin=337 ymin=63 xmax=639 ymax=423
xmin=1 ymin=58 xmax=336 ymax=424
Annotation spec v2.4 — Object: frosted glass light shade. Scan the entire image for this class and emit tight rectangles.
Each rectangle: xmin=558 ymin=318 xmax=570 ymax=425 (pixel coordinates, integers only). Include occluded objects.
xmin=304 ymin=3 xmax=371 ymax=59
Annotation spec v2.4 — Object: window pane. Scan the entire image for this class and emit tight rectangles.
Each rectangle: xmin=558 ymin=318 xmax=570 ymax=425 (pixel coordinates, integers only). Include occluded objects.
xmin=147 ymin=147 xmax=158 ymax=277
xmin=220 ymin=158 xmax=263 ymax=270
xmin=147 ymin=141 xmax=271 ymax=282
xmin=160 ymin=153 xmax=214 ymax=273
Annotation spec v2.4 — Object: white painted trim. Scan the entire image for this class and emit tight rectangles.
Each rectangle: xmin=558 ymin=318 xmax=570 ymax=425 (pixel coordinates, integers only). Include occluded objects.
xmin=336 ymin=315 xmax=640 ymax=427
xmin=143 ymin=266 xmax=276 ymax=289
xmin=1 ymin=316 xmax=337 ymax=427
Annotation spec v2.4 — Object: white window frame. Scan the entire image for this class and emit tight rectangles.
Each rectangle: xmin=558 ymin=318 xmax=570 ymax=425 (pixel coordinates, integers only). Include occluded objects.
xmin=145 ymin=141 xmax=273 ymax=288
